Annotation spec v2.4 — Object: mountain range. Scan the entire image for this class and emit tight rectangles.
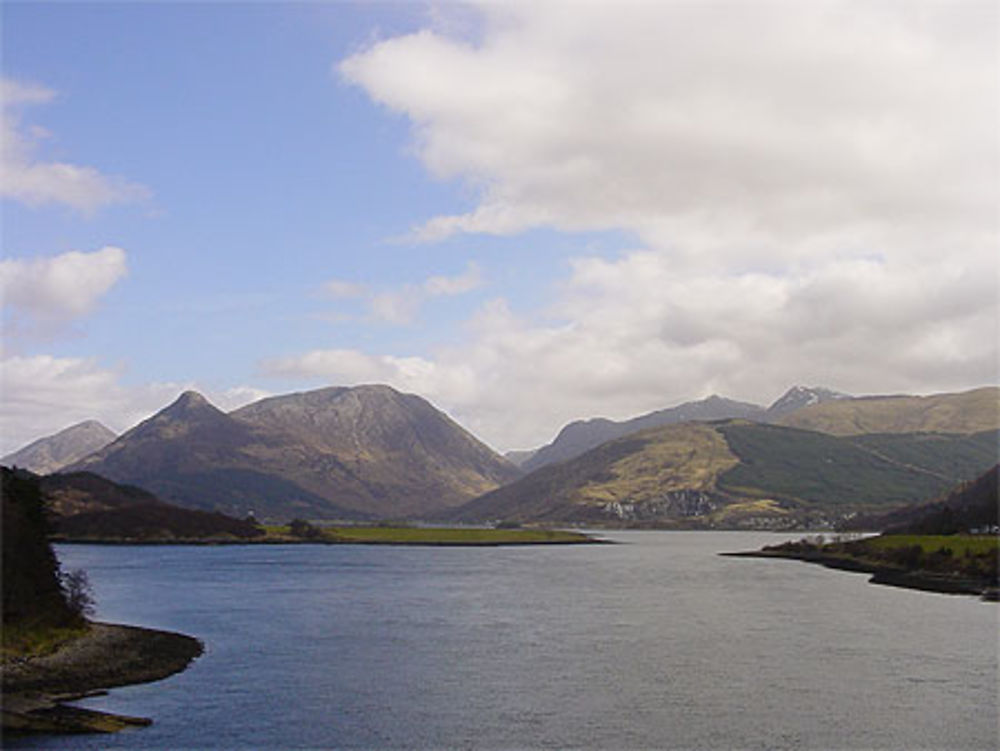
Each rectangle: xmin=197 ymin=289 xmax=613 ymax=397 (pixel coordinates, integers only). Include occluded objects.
xmin=5 ymin=382 xmax=997 ymax=527
xmin=772 ymin=387 xmax=999 ymax=436
xmin=450 ymin=420 xmax=999 ymax=528
xmin=512 ymin=385 xmax=996 ymax=473
xmin=67 ymin=385 xmax=519 ymax=520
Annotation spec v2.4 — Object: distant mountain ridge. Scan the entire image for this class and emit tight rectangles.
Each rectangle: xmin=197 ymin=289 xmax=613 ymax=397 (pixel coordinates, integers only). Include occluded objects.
xmin=2 ymin=421 xmax=116 ymax=475
xmin=68 ymin=385 xmax=519 ymax=520
xmin=451 ymin=420 xmax=999 ymax=528
xmin=774 ymin=387 xmax=1000 ymax=435
xmin=513 ymin=385 xmax=995 ymax=473
xmin=520 ymin=394 xmax=767 ymax=472
xmin=519 ymin=387 xmax=850 ymax=472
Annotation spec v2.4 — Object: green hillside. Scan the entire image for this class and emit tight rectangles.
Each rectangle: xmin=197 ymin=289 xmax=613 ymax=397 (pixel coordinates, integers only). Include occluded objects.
xmin=451 ymin=421 xmax=998 ymax=528
xmin=849 ymin=431 xmax=998 ymax=480
xmin=715 ymin=424 xmax=994 ymax=507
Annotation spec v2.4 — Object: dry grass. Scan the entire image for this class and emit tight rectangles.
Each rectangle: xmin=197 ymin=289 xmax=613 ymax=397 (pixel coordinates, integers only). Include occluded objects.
xmin=776 ymin=387 xmax=999 ymax=436
xmin=575 ymin=423 xmax=739 ymax=505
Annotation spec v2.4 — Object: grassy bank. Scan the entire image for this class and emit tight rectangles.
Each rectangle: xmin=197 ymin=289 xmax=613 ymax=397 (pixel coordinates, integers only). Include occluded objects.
xmin=726 ymin=533 xmax=999 ymax=599
xmin=2 ymin=623 xmax=89 ymax=661
xmin=262 ymin=524 xmax=598 ymax=546
xmin=55 ymin=523 xmax=601 ymax=546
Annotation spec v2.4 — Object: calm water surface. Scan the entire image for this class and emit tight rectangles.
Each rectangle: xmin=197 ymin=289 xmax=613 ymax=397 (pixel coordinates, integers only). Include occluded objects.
xmin=11 ymin=532 xmax=998 ymax=750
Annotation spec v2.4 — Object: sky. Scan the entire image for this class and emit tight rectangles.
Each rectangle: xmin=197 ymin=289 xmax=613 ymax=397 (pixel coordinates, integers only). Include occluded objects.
xmin=1 ymin=0 xmax=997 ymax=456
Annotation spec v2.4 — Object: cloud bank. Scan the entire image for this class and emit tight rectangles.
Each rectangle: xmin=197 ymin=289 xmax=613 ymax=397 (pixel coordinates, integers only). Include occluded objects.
xmin=0 ymin=353 xmax=270 ymax=455
xmin=321 ymin=1 xmax=1000 ymax=450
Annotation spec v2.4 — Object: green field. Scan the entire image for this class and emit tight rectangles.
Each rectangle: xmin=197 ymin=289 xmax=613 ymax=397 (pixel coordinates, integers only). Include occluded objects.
xmin=857 ymin=534 xmax=999 ymax=557
xmin=753 ymin=533 xmax=998 ymax=593
xmin=264 ymin=524 xmax=595 ymax=545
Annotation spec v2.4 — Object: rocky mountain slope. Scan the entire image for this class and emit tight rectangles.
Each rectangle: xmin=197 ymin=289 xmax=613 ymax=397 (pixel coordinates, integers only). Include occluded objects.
xmin=450 ymin=421 xmax=999 ymax=528
xmin=69 ymin=385 xmax=519 ymax=520
xmin=2 ymin=421 xmax=116 ymax=475
xmin=763 ymin=385 xmax=849 ymax=418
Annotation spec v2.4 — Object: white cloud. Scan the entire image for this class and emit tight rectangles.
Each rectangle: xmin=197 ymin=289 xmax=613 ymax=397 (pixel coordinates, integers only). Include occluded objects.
xmin=321 ymin=279 xmax=368 ymax=299
xmin=213 ymin=385 xmax=274 ymax=412
xmin=267 ymin=248 xmax=997 ymax=452
xmin=363 ymin=262 xmax=484 ymax=325
xmin=369 ymin=289 xmax=423 ymax=325
xmin=424 ymin=262 xmax=482 ymax=296
xmin=1 ymin=246 xmax=128 ymax=335
xmin=0 ymin=355 xmax=174 ymax=455
xmin=341 ymin=2 xmax=997 ymax=267
xmin=1 ymin=76 xmax=150 ymax=212
xmin=1 ymin=79 xmax=56 ymax=107
xmin=320 ymin=1 xmax=999 ymax=450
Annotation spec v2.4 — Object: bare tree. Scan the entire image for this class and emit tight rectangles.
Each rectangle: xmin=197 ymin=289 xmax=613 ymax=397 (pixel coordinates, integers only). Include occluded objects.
xmin=62 ymin=568 xmax=96 ymax=620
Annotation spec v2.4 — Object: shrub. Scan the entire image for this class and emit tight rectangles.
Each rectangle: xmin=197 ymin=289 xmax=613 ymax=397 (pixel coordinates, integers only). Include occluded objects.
xmin=288 ymin=518 xmax=323 ymax=539
xmin=62 ymin=568 xmax=96 ymax=620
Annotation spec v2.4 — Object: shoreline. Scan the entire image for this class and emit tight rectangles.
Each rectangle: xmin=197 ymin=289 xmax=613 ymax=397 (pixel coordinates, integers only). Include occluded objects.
xmin=723 ymin=549 xmax=999 ymax=600
xmin=51 ymin=527 xmax=610 ymax=547
xmin=53 ymin=536 xmax=609 ymax=547
xmin=2 ymin=622 xmax=203 ymax=734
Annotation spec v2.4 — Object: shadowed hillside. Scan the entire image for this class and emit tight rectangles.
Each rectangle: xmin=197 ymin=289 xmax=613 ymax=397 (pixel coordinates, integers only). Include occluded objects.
xmin=37 ymin=471 xmax=264 ymax=541
xmin=70 ymin=385 xmax=519 ymax=520
xmin=846 ymin=465 xmax=999 ymax=535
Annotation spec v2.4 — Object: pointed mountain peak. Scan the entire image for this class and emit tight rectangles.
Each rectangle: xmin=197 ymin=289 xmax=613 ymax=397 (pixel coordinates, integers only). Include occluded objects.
xmin=74 ymin=419 xmax=115 ymax=433
xmin=160 ymin=390 xmax=222 ymax=418
xmin=766 ymin=385 xmax=850 ymax=417
xmin=1 ymin=420 xmax=118 ymax=474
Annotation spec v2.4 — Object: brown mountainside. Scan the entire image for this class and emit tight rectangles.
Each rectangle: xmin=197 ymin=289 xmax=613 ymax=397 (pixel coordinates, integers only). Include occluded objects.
xmin=775 ymin=387 xmax=1000 ymax=436
xmin=69 ymin=385 xmax=519 ymax=520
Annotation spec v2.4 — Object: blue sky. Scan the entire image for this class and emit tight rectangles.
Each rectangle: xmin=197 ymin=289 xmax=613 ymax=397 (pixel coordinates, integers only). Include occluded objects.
xmin=2 ymin=1 xmax=997 ymax=454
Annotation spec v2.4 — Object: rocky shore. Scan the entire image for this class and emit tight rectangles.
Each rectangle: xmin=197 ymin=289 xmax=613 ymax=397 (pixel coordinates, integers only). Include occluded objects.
xmin=2 ymin=622 xmax=203 ymax=734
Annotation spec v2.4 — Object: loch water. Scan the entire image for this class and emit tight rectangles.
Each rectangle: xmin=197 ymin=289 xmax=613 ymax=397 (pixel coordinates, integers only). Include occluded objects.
xmin=10 ymin=532 xmax=998 ymax=750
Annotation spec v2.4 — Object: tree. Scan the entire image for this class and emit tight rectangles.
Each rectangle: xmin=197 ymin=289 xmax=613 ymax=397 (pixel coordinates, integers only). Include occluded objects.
xmin=62 ymin=568 xmax=96 ymax=619
xmin=288 ymin=518 xmax=322 ymax=539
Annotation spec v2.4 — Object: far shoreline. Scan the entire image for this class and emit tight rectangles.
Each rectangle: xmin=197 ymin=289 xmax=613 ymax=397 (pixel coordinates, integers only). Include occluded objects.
xmin=723 ymin=548 xmax=999 ymax=601
xmin=50 ymin=525 xmax=609 ymax=547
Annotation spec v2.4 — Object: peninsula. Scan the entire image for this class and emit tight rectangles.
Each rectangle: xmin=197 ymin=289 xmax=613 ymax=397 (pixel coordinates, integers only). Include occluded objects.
xmin=724 ymin=465 xmax=999 ymax=600
xmin=2 ymin=468 xmax=202 ymax=734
